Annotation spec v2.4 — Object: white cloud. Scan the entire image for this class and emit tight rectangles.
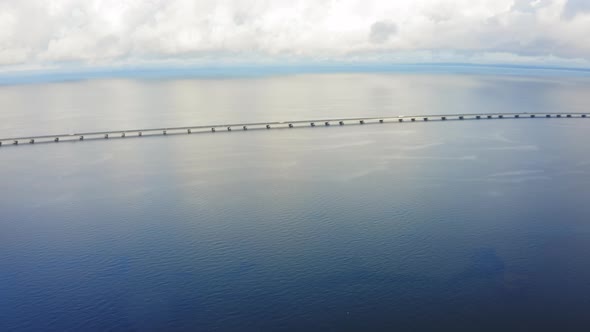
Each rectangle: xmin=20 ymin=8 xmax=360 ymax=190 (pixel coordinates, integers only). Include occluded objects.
xmin=1 ymin=0 xmax=590 ymax=71
xmin=369 ymin=21 xmax=398 ymax=44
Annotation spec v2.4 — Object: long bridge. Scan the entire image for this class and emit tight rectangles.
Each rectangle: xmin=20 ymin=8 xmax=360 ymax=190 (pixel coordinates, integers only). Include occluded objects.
xmin=0 ymin=112 xmax=587 ymax=147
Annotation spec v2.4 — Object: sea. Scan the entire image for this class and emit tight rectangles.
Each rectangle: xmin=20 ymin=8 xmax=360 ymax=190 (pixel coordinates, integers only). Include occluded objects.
xmin=1 ymin=68 xmax=590 ymax=331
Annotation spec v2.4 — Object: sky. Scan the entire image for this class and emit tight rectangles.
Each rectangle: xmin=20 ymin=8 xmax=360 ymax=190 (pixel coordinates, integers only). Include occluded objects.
xmin=1 ymin=0 xmax=590 ymax=75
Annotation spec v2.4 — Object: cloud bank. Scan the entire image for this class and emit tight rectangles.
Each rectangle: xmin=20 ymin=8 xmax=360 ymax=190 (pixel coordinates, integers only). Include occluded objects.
xmin=1 ymin=0 xmax=590 ymax=71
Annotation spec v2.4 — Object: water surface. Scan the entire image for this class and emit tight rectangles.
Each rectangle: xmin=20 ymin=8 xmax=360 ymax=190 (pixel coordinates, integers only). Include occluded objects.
xmin=1 ymin=72 xmax=590 ymax=331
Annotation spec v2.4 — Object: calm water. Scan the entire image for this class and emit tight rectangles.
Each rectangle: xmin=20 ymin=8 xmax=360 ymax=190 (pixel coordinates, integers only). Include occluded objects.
xmin=1 ymin=72 xmax=590 ymax=331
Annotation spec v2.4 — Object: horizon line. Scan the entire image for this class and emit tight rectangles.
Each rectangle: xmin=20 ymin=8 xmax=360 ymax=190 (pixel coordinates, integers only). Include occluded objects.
xmin=2 ymin=62 xmax=590 ymax=86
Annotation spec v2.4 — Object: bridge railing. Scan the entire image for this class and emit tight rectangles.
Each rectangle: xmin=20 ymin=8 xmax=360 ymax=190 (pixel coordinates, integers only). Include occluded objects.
xmin=0 ymin=112 xmax=587 ymax=147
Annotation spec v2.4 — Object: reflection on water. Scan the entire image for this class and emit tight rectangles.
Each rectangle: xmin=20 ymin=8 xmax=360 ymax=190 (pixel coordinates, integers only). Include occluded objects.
xmin=1 ymin=72 xmax=590 ymax=137
xmin=1 ymin=73 xmax=590 ymax=331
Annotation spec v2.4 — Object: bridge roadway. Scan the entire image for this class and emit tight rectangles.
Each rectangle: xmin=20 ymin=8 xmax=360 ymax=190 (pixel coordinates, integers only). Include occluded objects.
xmin=0 ymin=112 xmax=587 ymax=147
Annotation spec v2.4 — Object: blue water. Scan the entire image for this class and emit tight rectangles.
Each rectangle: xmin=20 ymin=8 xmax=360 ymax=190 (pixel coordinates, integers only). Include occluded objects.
xmin=1 ymin=73 xmax=590 ymax=331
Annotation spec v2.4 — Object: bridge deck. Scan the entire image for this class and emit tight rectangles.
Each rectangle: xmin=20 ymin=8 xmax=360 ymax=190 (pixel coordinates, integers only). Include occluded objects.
xmin=0 ymin=112 xmax=587 ymax=147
